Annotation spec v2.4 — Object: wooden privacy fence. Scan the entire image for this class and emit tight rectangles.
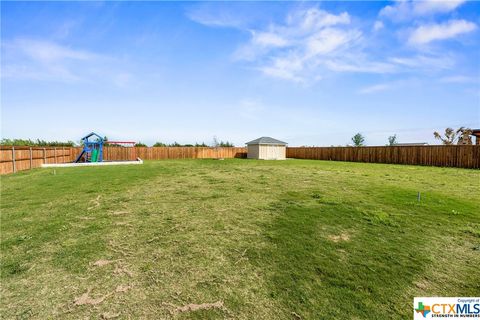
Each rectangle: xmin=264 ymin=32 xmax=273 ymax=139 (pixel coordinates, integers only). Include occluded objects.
xmin=0 ymin=146 xmax=73 ymax=175
xmin=134 ymin=147 xmax=247 ymax=160
xmin=2 ymin=145 xmax=478 ymax=174
xmin=72 ymin=147 xmax=247 ymax=161
xmin=286 ymin=146 xmax=480 ymax=169
xmin=1 ymin=146 xmax=248 ymax=174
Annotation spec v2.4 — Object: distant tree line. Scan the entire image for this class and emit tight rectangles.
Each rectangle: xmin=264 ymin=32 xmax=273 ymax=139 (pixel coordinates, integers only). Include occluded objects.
xmin=151 ymin=141 xmax=234 ymax=147
xmin=0 ymin=138 xmax=75 ymax=147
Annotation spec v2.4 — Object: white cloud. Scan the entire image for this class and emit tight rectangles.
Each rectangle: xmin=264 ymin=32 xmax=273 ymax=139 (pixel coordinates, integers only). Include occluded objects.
xmin=306 ymin=28 xmax=361 ymax=56
xmin=413 ymin=0 xmax=467 ymax=15
xmin=2 ymin=39 xmax=97 ymax=81
xmin=259 ymin=55 xmax=306 ymax=83
xmin=358 ymin=83 xmax=391 ymax=94
xmin=324 ymin=59 xmax=396 ymax=74
xmin=408 ymin=19 xmax=477 ymax=45
xmin=380 ymin=0 xmax=467 ymax=21
xmin=389 ymin=54 xmax=455 ymax=70
xmin=185 ymin=4 xmax=248 ymax=28
xmin=188 ymin=4 xmax=473 ymax=83
xmin=15 ymin=38 xmax=96 ymax=61
xmin=2 ymin=38 xmax=134 ymax=87
xmin=373 ymin=20 xmax=384 ymax=32
xmin=439 ymin=75 xmax=477 ymax=83
xmin=252 ymin=31 xmax=289 ymax=47
xmin=286 ymin=7 xmax=351 ymax=30
xmin=380 ymin=1 xmax=413 ymax=22
xmin=227 ymin=7 xmax=385 ymax=82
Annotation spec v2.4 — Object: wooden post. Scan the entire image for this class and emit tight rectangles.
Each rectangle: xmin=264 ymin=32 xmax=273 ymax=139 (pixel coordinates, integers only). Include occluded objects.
xmin=62 ymin=147 xmax=65 ymax=163
xmin=30 ymin=147 xmax=33 ymax=169
xmin=12 ymin=147 xmax=16 ymax=173
xmin=43 ymin=148 xmax=46 ymax=164
xmin=54 ymin=147 xmax=57 ymax=163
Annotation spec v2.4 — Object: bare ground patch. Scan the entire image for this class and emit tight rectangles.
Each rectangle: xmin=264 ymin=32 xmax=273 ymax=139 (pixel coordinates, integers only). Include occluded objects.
xmin=328 ymin=232 xmax=351 ymax=242
xmin=87 ymin=195 xmax=101 ymax=211
xmin=113 ymin=264 xmax=134 ymax=278
xmin=91 ymin=259 xmax=117 ymax=267
xmin=163 ymin=301 xmax=225 ymax=314
xmin=74 ymin=288 xmax=112 ymax=306
xmin=115 ymin=284 xmax=132 ymax=293
xmin=110 ymin=210 xmax=130 ymax=216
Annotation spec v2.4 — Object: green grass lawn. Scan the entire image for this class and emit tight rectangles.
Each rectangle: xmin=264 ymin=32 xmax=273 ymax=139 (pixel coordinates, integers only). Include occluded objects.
xmin=1 ymin=159 xmax=479 ymax=319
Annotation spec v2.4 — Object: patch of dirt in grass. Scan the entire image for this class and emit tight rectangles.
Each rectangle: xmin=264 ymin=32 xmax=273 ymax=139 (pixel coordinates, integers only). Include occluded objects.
xmin=114 ymin=222 xmax=132 ymax=227
xmin=74 ymin=288 xmax=111 ymax=306
xmin=414 ymin=280 xmax=429 ymax=290
xmin=101 ymin=312 xmax=120 ymax=319
xmin=164 ymin=301 xmax=225 ymax=314
xmin=110 ymin=210 xmax=129 ymax=216
xmin=108 ymin=240 xmax=132 ymax=257
xmin=91 ymin=259 xmax=116 ymax=267
xmin=328 ymin=232 xmax=351 ymax=242
xmin=114 ymin=265 xmax=134 ymax=277
xmin=87 ymin=195 xmax=101 ymax=210
xmin=115 ymin=284 xmax=131 ymax=293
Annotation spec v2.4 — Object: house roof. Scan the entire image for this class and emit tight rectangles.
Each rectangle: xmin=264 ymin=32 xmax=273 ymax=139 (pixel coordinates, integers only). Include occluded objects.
xmin=245 ymin=137 xmax=287 ymax=145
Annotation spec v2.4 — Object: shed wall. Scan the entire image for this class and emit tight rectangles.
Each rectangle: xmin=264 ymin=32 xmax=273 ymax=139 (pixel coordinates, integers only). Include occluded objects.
xmin=247 ymin=145 xmax=259 ymax=159
xmin=247 ymin=144 xmax=286 ymax=160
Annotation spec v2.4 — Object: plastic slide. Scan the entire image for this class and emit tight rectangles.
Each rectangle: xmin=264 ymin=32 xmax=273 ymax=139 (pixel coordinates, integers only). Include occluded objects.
xmin=91 ymin=149 xmax=98 ymax=162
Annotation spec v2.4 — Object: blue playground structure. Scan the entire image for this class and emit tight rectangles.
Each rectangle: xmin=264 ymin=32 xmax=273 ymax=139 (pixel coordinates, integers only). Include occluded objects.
xmin=75 ymin=132 xmax=104 ymax=163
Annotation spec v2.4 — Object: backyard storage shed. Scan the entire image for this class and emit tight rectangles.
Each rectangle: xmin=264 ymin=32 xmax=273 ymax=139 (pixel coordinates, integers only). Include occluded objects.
xmin=246 ymin=137 xmax=287 ymax=160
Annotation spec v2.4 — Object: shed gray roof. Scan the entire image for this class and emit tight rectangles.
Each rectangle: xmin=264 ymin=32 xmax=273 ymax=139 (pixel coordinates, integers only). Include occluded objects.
xmin=245 ymin=137 xmax=287 ymax=145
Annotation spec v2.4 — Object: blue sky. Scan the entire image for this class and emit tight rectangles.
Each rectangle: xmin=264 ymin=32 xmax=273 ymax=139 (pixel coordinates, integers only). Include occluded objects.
xmin=1 ymin=1 xmax=479 ymax=146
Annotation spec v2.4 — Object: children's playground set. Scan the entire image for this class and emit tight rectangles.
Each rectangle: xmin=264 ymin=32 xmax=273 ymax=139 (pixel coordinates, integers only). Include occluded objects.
xmin=42 ymin=132 xmax=143 ymax=168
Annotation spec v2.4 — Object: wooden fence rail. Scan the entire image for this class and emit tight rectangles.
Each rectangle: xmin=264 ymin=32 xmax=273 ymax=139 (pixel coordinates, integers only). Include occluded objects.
xmin=1 ymin=145 xmax=478 ymax=175
xmin=286 ymin=146 xmax=480 ymax=169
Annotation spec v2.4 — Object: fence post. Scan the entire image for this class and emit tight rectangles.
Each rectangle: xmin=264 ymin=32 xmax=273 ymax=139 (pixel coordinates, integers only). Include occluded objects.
xmin=54 ymin=147 xmax=57 ymax=163
xmin=30 ymin=147 xmax=33 ymax=169
xmin=12 ymin=147 xmax=16 ymax=173
xmin=62 ymin=147 xmax=65 ymax=163
xmin=43 ymin=148 xmax=46 ymax=164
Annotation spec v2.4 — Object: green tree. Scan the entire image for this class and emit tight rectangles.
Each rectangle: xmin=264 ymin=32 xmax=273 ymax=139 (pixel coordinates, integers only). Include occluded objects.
xmin=433 ymin=127 xmax=472 ymax=145
xmin=135 ymin=142 xmax=148 ymax=147
xmin=195 ymin=142 xmax=208 ymax=147
xmin=351 ymin=133 xmax=365 ymax=147
xmin=219 ymin=141 xmax=234 ymax=147
xmin=388 ymin=134 xmax=397 ymax=146
xmin=0 ymin=138 xmax=75 ymax=147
